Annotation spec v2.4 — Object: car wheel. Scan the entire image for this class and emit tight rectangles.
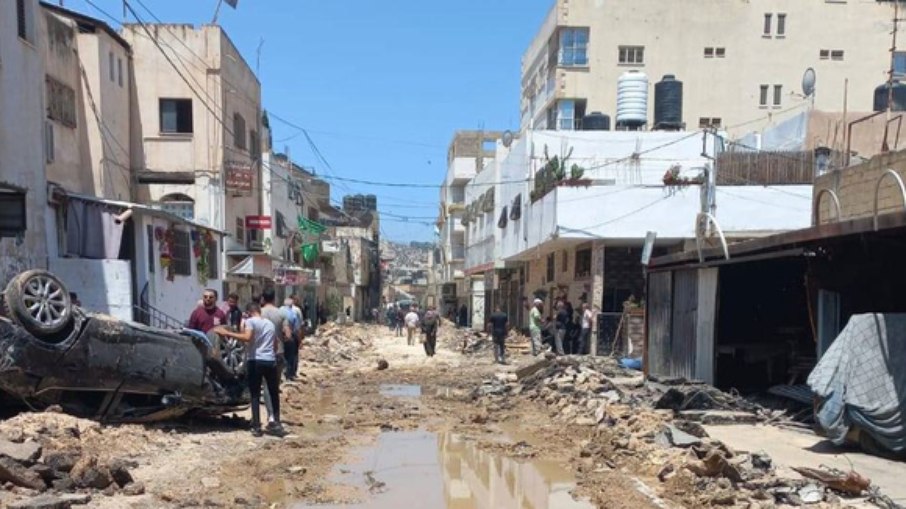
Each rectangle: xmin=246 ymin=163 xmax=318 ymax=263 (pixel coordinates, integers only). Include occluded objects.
xmin=221 ymin=337 xmax=245 ymax=372
xmin=3 ymin=270 xmax=73 ymax=337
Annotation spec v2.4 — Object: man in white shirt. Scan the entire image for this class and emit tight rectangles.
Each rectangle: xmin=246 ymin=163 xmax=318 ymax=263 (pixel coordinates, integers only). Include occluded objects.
xmin=578 ymin=302 xmax=595 ymax=355
xmin=404 ymin=306 xmax=420 ymax=346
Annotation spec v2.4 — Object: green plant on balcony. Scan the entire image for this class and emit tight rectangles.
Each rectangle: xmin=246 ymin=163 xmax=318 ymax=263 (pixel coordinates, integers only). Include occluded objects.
xmin=531 ymin=145 xmax=592 ymax=203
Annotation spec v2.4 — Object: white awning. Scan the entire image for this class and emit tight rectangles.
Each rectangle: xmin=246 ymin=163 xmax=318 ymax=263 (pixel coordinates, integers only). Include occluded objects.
xmin=226 ymin=254 xmax=275 ymax=279
xmin=227 ymin=256 xmax=254 ymax=275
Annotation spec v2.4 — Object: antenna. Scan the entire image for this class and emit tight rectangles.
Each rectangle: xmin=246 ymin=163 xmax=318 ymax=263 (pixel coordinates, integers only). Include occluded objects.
xmin=884 ymin=0 xmax=900 ymax=152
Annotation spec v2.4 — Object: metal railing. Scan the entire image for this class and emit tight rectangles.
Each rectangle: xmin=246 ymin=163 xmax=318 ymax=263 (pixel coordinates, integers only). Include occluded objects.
xmin=134 ymin=283 xmax=185 ymax=330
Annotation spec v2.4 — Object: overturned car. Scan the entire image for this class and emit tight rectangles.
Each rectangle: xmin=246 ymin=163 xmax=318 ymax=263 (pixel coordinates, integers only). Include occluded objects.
xmin=0 ymin=270 xmax=248 ymax=422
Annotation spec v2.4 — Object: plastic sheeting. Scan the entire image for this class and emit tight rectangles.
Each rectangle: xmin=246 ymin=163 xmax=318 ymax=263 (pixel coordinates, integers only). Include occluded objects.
xmin=808 ymin=313 xmax=906 ymax=453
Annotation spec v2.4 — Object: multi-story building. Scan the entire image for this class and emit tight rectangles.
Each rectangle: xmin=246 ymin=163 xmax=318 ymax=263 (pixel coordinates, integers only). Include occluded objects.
xmin=122 ymin=22 xmax=262 ymax=306
xmin=521 ymin=0 xmax=895 ymax=136
xmin=436 ymin=131 xmax=502 ymax=321
xmin=1 ymin=0 xmax=49 ymax=285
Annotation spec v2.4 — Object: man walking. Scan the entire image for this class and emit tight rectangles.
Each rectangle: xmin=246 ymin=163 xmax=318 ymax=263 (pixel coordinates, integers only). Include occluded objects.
xmin=214 ymin=303 xmax=283 ymax=437
xmin=487 ymin=305 xmax=509 ymax=364
xmin=222 ymin=293 xmax=243 ymax=331
xmin=529 ymin=298 xmax=543 ymax=356
xmin=421 ymin=305 xmax=440 ymax=357
xmin=281 ymin=298 xmax=301 ymax=381
xmin=260 ymin=288 xmax=291 ymax=429
xmin=404 ymin=306 xmax=420 ymax=346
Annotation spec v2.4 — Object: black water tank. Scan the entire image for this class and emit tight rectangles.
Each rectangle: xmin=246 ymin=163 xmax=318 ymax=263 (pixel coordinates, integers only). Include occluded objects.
xmin=364 ymin=194 xmax=377 ymax=211
xmin=581 ymin=112 xmax=611 ymax=131
xmin=654 ymin=74 xmax=683 ymax=130
xmin=873 ymin=81 xmax=906 ymax=112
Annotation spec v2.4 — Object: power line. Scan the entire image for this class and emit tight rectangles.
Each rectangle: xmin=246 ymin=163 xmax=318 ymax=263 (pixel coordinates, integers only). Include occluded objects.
xmin=268 ymin=112 xmax=444 ymax=149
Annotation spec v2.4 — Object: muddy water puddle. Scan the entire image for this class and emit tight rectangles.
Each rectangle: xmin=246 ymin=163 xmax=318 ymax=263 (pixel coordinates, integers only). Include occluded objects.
xmin=293 ymin=430 xmax=593 ymax=509
xmin=378 ymin=383 xmax=422 ymax=398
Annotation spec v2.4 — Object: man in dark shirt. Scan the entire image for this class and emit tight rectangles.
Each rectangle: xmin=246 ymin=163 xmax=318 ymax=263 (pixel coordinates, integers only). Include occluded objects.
xmin=554 ymin=301 xmax=568 ymax=356
xmin=487 ymin=306 xmax=509 ymax=364
xmin=222 ymin=292 xmax=243 ymax=331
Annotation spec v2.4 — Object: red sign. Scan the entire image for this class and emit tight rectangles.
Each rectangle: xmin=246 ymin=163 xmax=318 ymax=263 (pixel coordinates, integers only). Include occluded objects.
xmin=225 ymin=161 xmax=253 ymax=192
xmin=245 ymin=215 xmax=272 ymax=229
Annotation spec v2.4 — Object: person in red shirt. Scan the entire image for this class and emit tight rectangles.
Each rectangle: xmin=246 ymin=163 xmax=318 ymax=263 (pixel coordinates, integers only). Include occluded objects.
xmin=188 ymin=289 xmax=227 ymax=333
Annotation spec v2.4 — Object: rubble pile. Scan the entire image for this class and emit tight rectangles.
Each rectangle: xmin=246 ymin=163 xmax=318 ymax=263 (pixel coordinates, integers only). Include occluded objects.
xmin=303 ymin=322 xmax=373 ymax=364
xmin=477 ymin=356 xmax=894 ymax=508
xmin=0 ymin=411 xmax=146 ymax=508
xmin=439 ymin=326 xmax=533 ymax=356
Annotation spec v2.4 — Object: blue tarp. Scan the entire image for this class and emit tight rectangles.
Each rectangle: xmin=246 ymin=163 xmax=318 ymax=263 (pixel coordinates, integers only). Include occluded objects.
xmin=807 ymin=313 xmax=906 ymax=453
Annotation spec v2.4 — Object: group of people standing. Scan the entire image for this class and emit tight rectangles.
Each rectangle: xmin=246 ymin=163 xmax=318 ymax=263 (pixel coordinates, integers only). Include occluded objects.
xmin=187 ymin=288 xmax=309 ymax=437
xmin=385 ymin=303 xmax=441 ymax=358
xmin=528 ymin=298 xmax=596 ymax=357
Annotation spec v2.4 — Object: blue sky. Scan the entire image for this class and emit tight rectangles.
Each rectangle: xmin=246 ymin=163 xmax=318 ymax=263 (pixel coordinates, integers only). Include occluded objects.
xmin=70 ymin=0 xmax=553 ymax=242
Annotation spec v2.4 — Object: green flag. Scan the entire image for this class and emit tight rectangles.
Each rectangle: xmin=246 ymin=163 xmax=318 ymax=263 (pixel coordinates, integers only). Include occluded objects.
xmin=298 ymin=216 xmax=326 ymax=234
xmin=301 ymin=243 xmax=319 ymax=263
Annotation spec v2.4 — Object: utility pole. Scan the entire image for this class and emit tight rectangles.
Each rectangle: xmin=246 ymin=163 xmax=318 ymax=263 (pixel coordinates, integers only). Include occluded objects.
xmin=883 ymin=0 xmax=900 ymax=152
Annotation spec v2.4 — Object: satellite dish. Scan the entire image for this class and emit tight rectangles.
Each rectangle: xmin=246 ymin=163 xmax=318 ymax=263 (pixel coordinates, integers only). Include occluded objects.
xmin=502 ymin=130 xmax=514 ymax=148
xmin=802 ymin=68 xmax=817 ymax=97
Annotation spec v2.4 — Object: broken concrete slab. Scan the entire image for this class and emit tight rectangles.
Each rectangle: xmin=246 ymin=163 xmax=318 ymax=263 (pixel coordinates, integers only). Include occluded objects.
xmin=678 ymin=410 xmax=760 ymax=425
xmin=0 ymin=439 xmax=42 ymax=464
xmin=514 ymin=358 xmax=551 ymax=380
xmin=655 ymin=424 xmax=702 ymax=448
xmin=8 ymin=493 xmax=90 ymax=509
xmin=0 ymin=457 xmax=46 ymax=491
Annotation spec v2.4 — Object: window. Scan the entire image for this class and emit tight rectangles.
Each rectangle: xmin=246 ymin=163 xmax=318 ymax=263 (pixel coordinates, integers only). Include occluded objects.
xmin=109 ymin=52 xmax=115 ymax=82
xmin=16 ymin=0 xmax=32 ymax=42
xmin=249 ymin=129 xmax=260 ymax=161
xmin=698 ymin=117 xmax=722 ymax=128
xmin=777 ymin=14 xmax=786 ymax=36
xmin=763 ymin=14 xmax=772 ymax=36
xmin=831 ymin=50 xmax=844 ymax=61
xmin=205 ymin=239 xmax=218 ymax=279
xmin=618 ymin=45 xmax=644 ymax=65
xmin=117 ymin=58 xmax=123 ymax=87
xmin=558 ymin=100 xmax=576 ymax=130
xmin=820 ymin=49 xmax=830 ymax=60
xmin=275 ymin=211 xmax=287 ymax=238
xmin=559 ymin=28 xmax=588 ymax=67
xmin=235 ymin=217 xmax=245 ymax=246
xmin=157 ymin=194 xmax=194 ymax=221
xmin=561 ymin=251 xmax=568 ymax=273
xmin=546 ymin=253 xmax=555 ymax=282
xmin=575 ymin=248 xmax=591 ymax=278
xmin=773 ymin=84 xmax=783 ymax=106
xmin=895 ymin=51 xmax=906 ymax=77
xmin=146 ymin=225 xmax=155 ymax=274
xmin=159 ymin=98 xmax=193 ymax=134
xmin=45 ymin=122 xmax=54 ymax=163
xmin=171 ymin=230 xmax=191 ymax=276
xmin=46 ymin=76 xmax=77 ymax=128
xmin=759 ymin=85 xmax=769 ymax=107
xmin=704 ymin=47 xmax=714 ymax=58
xmin=233 ymin=113 xmax=246 ymax=149
xmin=0 ymin=190 xmax=26 ymax=238
xmin=715 ymin=47 xmax=725 ymax=58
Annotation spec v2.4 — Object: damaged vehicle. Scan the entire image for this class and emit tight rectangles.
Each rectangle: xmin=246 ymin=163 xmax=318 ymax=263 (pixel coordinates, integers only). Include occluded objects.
xmin=0 ymin=269 xmax=248 ymax=422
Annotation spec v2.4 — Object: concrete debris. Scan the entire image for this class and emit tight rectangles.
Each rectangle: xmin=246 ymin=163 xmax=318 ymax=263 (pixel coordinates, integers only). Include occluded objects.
xmin=303 ymin=322 xmax=373 ymax=364
xmin=792 ymin=466 xmax=872 ymax=496
xmin=475 ymin=354 xmax=900 ymax=509
xmin=376 ymin=359 xmax=389 ymax=370
xmin=8 ymin=493 xmax=91 ymax=509
xmin=0 ymin=456 xmax=46 ymax=490
xmin=0 ymin=439 xmax=42 ymax=464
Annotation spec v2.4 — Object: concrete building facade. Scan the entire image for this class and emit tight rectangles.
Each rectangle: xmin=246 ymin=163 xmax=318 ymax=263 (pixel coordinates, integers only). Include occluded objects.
xmin=521 ymin=0 xmax=896 ymax=136
xmin=1 ymin=0 xmax=50 ymax=286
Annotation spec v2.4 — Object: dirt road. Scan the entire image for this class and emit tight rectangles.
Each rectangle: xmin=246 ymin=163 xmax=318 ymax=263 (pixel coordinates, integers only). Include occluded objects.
xmin=1 ymin=322 xmax=894 ymax=508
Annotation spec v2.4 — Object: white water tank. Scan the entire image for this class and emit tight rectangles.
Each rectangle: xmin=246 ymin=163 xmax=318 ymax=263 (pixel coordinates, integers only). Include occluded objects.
xmin=616 ymin=70 xmax=649 ymax=129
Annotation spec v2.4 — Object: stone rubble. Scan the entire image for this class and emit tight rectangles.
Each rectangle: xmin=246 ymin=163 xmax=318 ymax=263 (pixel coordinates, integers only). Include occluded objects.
xmin=475 ymin=355 xmax=898 ymax=508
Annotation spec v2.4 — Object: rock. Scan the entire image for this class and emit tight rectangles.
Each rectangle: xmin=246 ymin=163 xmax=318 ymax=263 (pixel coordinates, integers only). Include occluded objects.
xmin=122 ymin=481 xmax=145 ymax=496
xmin=657 ymin=464 xmax=675 ymax=482
xmin=68 ymin=457 xmax=112 ymax=490
xmin=29 ymin=464 xmax=58 ymax=483
xmin=107 ymin=460 xmax=133 ymax=488
xmin=751 ymin=451 xmax=772 ymax=470
xmin=0 ymin=439 xmax=43 ymax=464
xmin=0 ymin=457 xmax=47 ymax=491
xmin=321 ymin=414 xmax=342 ymax=424
xmin=574 ymin=417 xmax=597 ymax=426
xmin=798 ymin=484 xmax=823 ymax=504
xmin=494 ymin=373 xmax=517 ymax=383
xmin=684 ymin=450 xmax=743 ymax=482
xmin=678 ymin=410 xmax=759 ymax=425
xmin=376 ymin=359 xmax=389 ymax=370
xmin=43 ymin=452 xmax=79 ymax=473
xmin=8 ymin=493 xmax=90 ymax=509
xmin=470 ymin=413 xmax=488 ymax=424
xmin=51 ymin=477 xmax=74 ymax=492
xmin=201 ymin=476 xmax=221 ymax=489
xmin=288 ymin=466 xmax=306 ymax=474
xmin=101 ymin=485 xmax=116 ymax=497
xmin=710 ymin=491 xmax=736 ymax=505
xmin=5 ymin=429 xmax=25 ymax=444
xmin=594 ymin=405 xmax=608 ymax=424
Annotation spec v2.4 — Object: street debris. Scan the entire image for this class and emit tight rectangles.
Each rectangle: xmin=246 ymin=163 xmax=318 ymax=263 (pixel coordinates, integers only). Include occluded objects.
xmin=303 ymin=322 xmax=373 ymax=364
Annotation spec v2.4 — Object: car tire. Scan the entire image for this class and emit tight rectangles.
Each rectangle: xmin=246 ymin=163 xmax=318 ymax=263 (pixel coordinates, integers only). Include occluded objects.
xmin=3 ymin=270 xmax=73 ymax=337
